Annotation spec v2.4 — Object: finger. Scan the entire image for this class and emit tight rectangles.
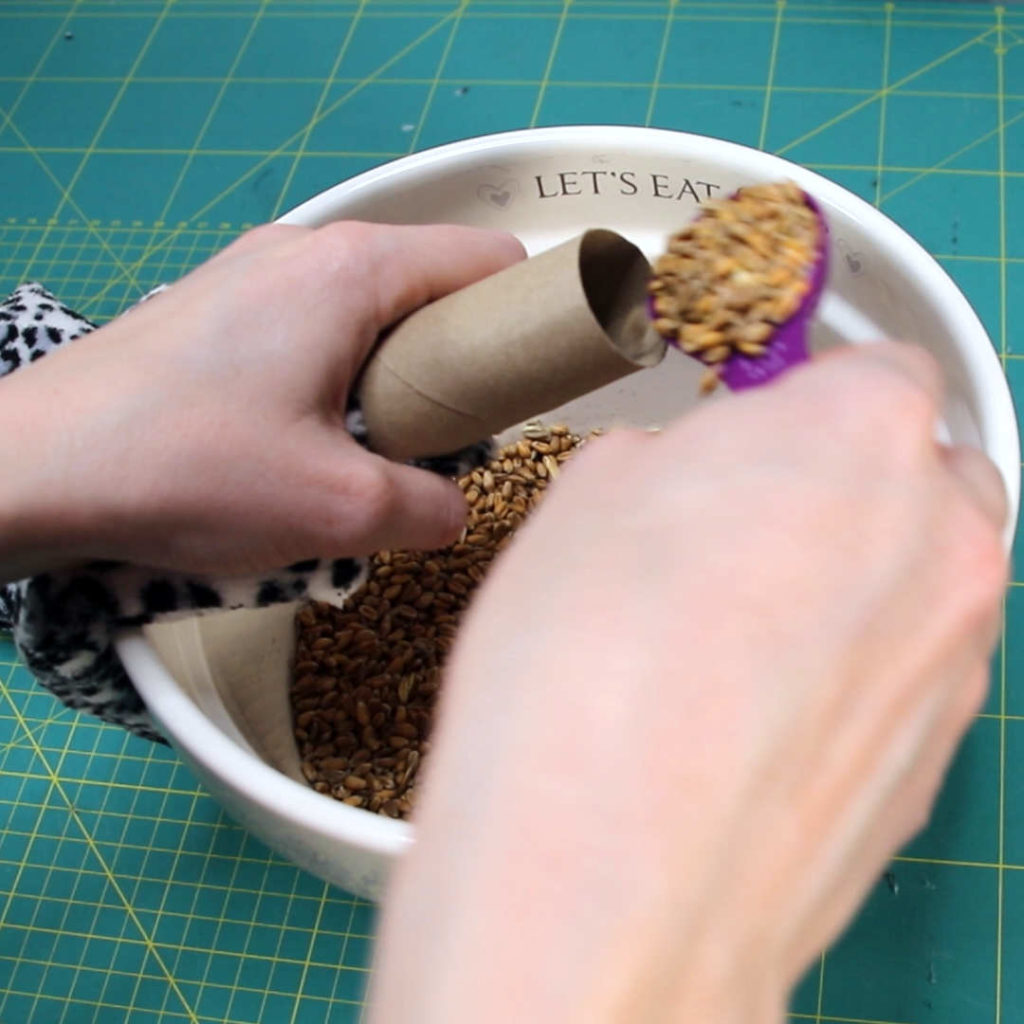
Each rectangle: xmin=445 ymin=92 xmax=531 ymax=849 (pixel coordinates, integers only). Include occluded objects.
xmin=942 ymin=444 xmax=1009 ymax=529
xmin=209 ymin=222 xmax=309 ymax=265
xmin=312 ymin=221 xmax=526 ymax=365
xmin=812 ymin=340 xmax=945 ymax=409
xmin=367 ymin=224 xmax=527 ymax=326
xmin=315 ymin=441 xmax=468 ymax=555
xmin=363 ymin=457 xmax=469 ymax=552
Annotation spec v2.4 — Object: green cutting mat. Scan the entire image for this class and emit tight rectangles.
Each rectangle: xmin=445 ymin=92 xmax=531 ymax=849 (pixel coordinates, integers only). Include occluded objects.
xmin=2 ymin=1 xmax=1024 ymax=1021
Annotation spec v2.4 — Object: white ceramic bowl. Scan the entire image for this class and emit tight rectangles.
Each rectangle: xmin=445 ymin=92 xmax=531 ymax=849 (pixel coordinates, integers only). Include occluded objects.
xmin=117 ymin=127 xmax=1021 ymax=900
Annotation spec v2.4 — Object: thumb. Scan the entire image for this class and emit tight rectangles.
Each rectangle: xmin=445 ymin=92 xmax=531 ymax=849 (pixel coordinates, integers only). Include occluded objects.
xmin=363 ymin=454 xmax=469 ymax=552
xmin=364 ymin=223 xmax=527 ymax=328
xmin=316 ymin=439 xmax=468 ymax=555
xmin=329 ymin=222 xmax=527 ymax=372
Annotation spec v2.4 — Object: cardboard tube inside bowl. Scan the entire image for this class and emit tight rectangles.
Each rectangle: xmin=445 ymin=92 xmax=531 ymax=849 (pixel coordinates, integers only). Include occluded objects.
xmin=356 ymin=229 xmax=667 ymax=461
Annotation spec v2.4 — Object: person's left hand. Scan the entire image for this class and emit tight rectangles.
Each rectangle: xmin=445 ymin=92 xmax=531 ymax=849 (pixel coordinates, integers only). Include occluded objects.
xmin=0 ymin=222 xmax=524 ymax=580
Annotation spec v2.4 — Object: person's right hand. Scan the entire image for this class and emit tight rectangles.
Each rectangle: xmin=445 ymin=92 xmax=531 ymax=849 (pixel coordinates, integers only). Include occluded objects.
xmin=371 ymin=343 xmax=1008 ymax=1024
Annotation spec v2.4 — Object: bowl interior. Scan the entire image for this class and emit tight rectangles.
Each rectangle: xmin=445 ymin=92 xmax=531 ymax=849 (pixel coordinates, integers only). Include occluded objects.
xmin=129 ymin=127 xmax=1022 ymax=887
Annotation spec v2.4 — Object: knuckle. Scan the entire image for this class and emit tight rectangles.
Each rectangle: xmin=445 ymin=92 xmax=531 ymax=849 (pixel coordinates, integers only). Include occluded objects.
xmin=307 ymin=220 xmax=378 ymax=291
xmin=247 ymin=222 xmax=301 ymax=244
xmin=951 ymin=513 xmax=1007 ymax=610
xmin=885 ymin=389 xmax=935 ymax=452
xmin=810 ymin=344 xmax=941 ymax=428
xmin=228 ymin=222 xmax=305 ymax=254
xmin=935 ymin=503 xmax=1008 ymax=646
xmin=343 ymin=460 xmax=398 ymax=529
xmin=833 ymin=359 xmax=938 ymax=450
xmin=313 ymin=220 xmax=375 ymax=262
xmin=877 ymin=342 xmax=942 ymax=389
xmin=867 ymin=365 xmax=934 ymax=426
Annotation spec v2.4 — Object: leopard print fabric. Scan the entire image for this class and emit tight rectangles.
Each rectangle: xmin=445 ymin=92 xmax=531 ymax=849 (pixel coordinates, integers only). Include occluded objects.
xmin=0 ymin=283 xmax=491 ymax=743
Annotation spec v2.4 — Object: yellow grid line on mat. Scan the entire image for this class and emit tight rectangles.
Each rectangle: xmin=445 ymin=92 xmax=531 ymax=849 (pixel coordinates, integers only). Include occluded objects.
xmin=0 ymin=877 xmax=371 ymax=937
xmin=283 ymin=880 xmax=333 ymax=1024
xmin=89 ymin=734 xmax=196 ymax=1017
xmin=529 ymin=0 xmax=572 ymax=126
xmin=2 ymin=158 xmax=1024 ymax=181
xmin=643 ymin=0 xmax=674 ymax=126
xmin=1 ymin=162 xmax=1023 ymax=216
xmin=3 ymin=739 xmax=203 ymax=765
xmin=0 ymin=957 xmax=365 ymax=1005
xmin=78 ymin=6 xmax=460 ymax=314
xmin=15 ymin=0 xmax=175 ymax=286
xmin=2 ymin=7 xmax=1014 ymax=34
xmin=791 ymin=1016 xmax=911 ymax=1024
xmin=0 ymin=0 xmax=151 ymax=294
xmin=757 ymin=0 xmax=784 ymax=150
xmin=270 ymin=0 xmax=368 ymax=218
xmin=0 ymin=0 xmax=79 ymax=138
xmin=0 ymin=673 xmax=201 ymax=1023
xmin=145 ymin=200 xmax=212 ymax=298
xmin=0 ymin=0 xmax=1003 ymax=10
xmin=2 ymin=76 xmax=1024 ymax=102
xmin=182 ymin=833 xmax=257 ymax=1022
xmin=995 ymin=8 xmax=1009 ymax=1023
xmin=0 ymin=664 xmax=58 ymax=940
xmin=333 ymin=900 xmax=366 ymax=1021
xmin=0 ymin=711 xmax=70 ymax=755
xmin=0 ymin=118 xmax=142 ymax=296
xmin=1 ymin=769 xmax=228 ymax=798
xmin=813 ymin=952 xmax=827 ymax=1024
xmin=775 ymin=24 xmax=998 ymax=157
xmin=63 ymin=691 xmax=167 ymax=1021
xmin=0 ymin=144 xmax=410 ymax=156
xmin=0 ymin=988 xmax=363 ymax=1022
xmin=0 ymin=0 xmax=1000 ymax=12
xmin=874 ymin=2 xmax=894 ymax=207
xmin=0 ymin=852 xmax=335 ymax=898
xmin=879 ymin=107 xmax=1024 ymax=205
xmin=154 ymin=0 xmax=271 ymax=226
xmin=17 ymin=784 xmax=85 ymax=1024
xmin=0 ymin=847 xmax=371 ymax=899
xmin=403 ymin=0 xmax=468 ymax=156
xmin=131 ymin=745 xmax=189 ymax=1016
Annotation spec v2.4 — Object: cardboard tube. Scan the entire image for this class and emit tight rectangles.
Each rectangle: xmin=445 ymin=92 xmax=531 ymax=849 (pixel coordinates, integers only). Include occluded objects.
xmin=356 ymin=229 xmax=666 ymax=460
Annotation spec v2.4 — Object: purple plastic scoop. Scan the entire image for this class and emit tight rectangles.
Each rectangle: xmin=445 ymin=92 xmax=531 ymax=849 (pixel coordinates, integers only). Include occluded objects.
xmin=650 ymin=189 xmax=829 ymax=392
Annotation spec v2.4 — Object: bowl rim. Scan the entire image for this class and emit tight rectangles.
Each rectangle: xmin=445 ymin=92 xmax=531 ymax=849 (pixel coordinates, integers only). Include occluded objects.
xmin=120 ymin=124 xmax=1022 ymax=861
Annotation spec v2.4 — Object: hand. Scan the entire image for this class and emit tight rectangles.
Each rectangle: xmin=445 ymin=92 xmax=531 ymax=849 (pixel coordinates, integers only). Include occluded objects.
xmin=0 ymin=222 xmax=524 ymax=580
xmin=371 ymin=344 xmax=1008 ymax=1024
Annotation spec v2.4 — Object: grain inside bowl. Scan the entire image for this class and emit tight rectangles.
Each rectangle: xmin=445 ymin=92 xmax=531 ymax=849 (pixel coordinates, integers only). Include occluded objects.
xmin=290 ymin=423 xmax=592 ymax=820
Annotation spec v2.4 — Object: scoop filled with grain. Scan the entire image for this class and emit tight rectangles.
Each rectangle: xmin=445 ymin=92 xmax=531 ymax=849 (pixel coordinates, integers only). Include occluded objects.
xmin=649 ymin=181 xmax=828 ymax=395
